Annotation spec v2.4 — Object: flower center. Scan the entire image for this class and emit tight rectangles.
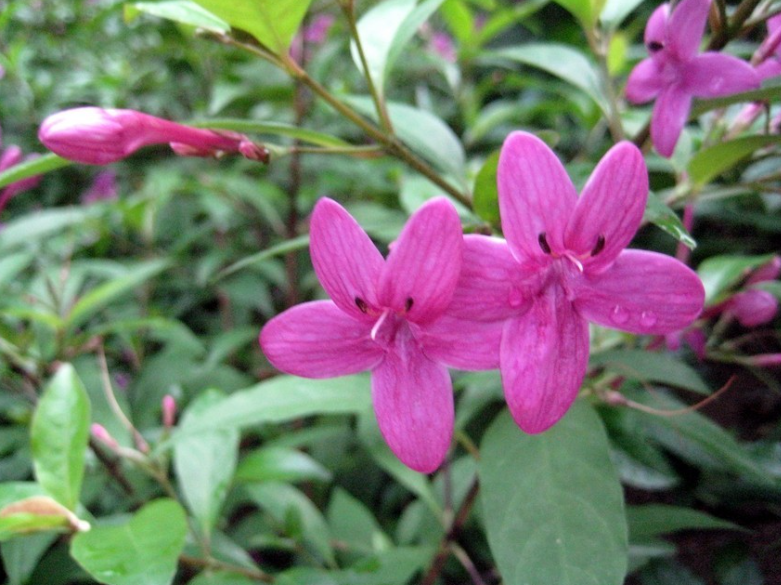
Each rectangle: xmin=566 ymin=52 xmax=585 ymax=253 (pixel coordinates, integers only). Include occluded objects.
xmin=354 ymin=296 xmax=416 ymax=348
xmin=537 ymin=232 xmax=606 ymax=272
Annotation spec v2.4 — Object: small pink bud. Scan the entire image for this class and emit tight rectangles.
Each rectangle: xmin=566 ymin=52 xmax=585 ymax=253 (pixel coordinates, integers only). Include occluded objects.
xmin=81 ymin=171 xmax=117 ymax=204
xmin=746 ymin=353 xmax=781 ymax=367
xmin=91 ymin=423 xmax=119 ymax=450
xmin=162 ymin=395 xmax=176 ymax=428
xmin=238 ymin=140 xmax=270 ymax=163
xmin=683 ymin=328 xmax=707 ymax=361
xmin=747 ymin=256 xmax=781 ymax=285
xmin=729 ymin=289 xmax=779 ymax=327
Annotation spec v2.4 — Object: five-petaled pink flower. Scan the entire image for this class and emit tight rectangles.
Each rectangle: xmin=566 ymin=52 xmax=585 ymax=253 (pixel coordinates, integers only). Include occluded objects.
xmin=449 ymin=132 xmax=705 ymax=433
xmin=260 ymin=197 xmax=500 ymax=473
xmin=626 ymin=0 xmax=760 ymax=157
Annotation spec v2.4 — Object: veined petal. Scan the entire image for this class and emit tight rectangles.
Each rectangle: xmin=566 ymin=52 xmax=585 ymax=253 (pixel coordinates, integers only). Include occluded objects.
xmin=371 ymin=327 xmax=453 ymax=473
xmin=259 ymin=301 xmax=383 ymax=378
xmin=379 ymin=197 xmax=462 ymax=324
xmin=645 ymin=4 xmax=669 ymax=50
xmin=446 ymin=235 xmax=533 ymax=322
xmin=310 ymin=198 xmax=384 ymax=320
xmin=572 ymin=249 xmax=705 ymax=334
xmin=565 ymin=142 xmax=649 ymax=272
xmin=626 ymin=58 xmax=665 ymax=104
xmin=498 ymin=132 xmax=577 ymax=263
xmin=420 ymin=315 xmax=504 ymax=370
xmin=756 ymin=59 xmax=781 ymax=81
xmin=666 ymin=0 xmax=710 ymax=61
xmin=684 ymin=53 xmax=761 ymax=97
xmin=500 ymin=286 xmax=589 ymax=434
xmin=651 ymin=85 xmax=692 ymax=157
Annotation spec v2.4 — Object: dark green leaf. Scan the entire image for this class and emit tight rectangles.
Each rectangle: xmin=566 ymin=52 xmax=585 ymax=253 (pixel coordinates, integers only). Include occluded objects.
xmin=590 ymin=349 xmax=710 ymax=395
xmin=327 ymin=488 xmax=390 ymax=555
xmin=643 ymin=192 xmax=696 ymax=249
xmin=235 ymin=447 xmax=332 ymax=484
xmin=1 ymin=533 xmax=57 ymax=585
xmin=0 ymin=154 xmax=70 ymax=190
xmin=627 ymin=505 xmax=744 ymax=541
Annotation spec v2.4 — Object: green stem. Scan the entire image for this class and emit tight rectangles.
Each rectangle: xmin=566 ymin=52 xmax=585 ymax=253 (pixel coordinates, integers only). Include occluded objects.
xmin=586 ymin=28 xmax=624 ymax=142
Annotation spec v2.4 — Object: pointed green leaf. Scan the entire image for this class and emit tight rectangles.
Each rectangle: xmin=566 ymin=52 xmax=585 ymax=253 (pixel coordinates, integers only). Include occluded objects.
xmin=0 ymin=154 xmax=70 ymax=190
xmin=191 ymin=120 xmax=351 ymax=148
xmin=235 ymin=447 xmax=332 ymax=484
xmin=31 ymin=365 xmax=91 ymax=511
xmin=643 ymin=191 xmax=696 ymax=249
xmin=70 ymin=499 xmax=187 ymax=585
xmin=473 ymin=151 xmax=501 ymax=225
xmin=697 ymin=254 xmax=776 ymax=303
xmin=124 ymin=1 xmax=230 ymax=32
xmin=688 ymin=135 xmax=781 ymax=187
xmin=0 ymin=206 xmax=102 ymax=251
xmin=480 ymin=402 xmax=628 ymax=585
xmin=627 ymin=505 xmax=744 ymax=541
xmin=590 ymin=349 xmax=710 ymax=395
xmin=691 ymin=82 xmax=781 ymax=117
xmin=189 ymin=0 xmax=314 ymax=52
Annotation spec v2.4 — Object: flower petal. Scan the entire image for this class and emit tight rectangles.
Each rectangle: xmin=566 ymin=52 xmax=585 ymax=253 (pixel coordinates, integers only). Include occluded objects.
xmin=446 ymin=235 xmax=532 ymax=322
xmin=626 ymin=58 xmax=665 ymax=104
xmin=651 ymin=85 xmax=692 ymax=157
xmin=645 ymin=4 xmax=669 ymax=50
xmin=757 ymin=59 xmax=781 ymax=81
xmin=666 ymin=0 xmax=710 ymax=61
xmin=498 ymin=131 xmax=577 ymax=263
xmin=572 ymin=249 xmax=705 ymax=334
xmin=683 ymin=53 xmax=761 ymax=97
xmin=309 ymin=198 xmax=385 ymax=320
xmin=565 ymin=142 xmax=648 ymax=272
xmin=259 ymin=301 xmax=383 ymax=377
xmin=500 ymin=286 xmax=589 ymax=434
xmin=379 ymin=197 xmax=462 ymax=323
xmin=371 ymin=327 xmax=453 ymax=473
xmin=419 ymin=315 xmax=504 ymax=370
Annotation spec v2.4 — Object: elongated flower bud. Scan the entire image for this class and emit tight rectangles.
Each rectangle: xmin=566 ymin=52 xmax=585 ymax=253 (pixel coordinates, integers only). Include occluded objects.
xmin=90 ymin=423 xmax=119 ymax=450
xmin=162 ymin=395 xmax=176 ymax=428
xmin=729 ymin=289 xmax=778 ymax=327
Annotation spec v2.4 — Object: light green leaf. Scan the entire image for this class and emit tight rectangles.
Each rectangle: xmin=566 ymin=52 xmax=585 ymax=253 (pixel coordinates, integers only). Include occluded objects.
xmin=213 ymin=235 xmax=309 ymax=282
xmin=599 ymin=0 xmax=645 ymax=28
xmin=627 ymin=505 xmax=744 ymax=541
xmin=66 ymin=259 xmax=171 ymax=331
xmin=0 ymin=252 xmax=34 ymax=287
xmin=174 ymin=390 xmax=239 ymax=538
xmin=0 ymin=154 xmax=70 ymax=190
xmin=0 ymin=206 xmax=102 ymax=251
xmin=0 ymin=496 xmax=89 ymax=541
xmin=480 ymin=402 xmax=628 ymax=585
xmin=30 ymin=365 xmax=91 ymax=511
xmin=124 ymin=1 xmax=230 ymax=32
xmin=688 ymin=135 xmax=781 ymax=187
xmin=386 ymin=0 xmax=450 ymax=81
xmin=1 ymin=532 xmax=57 ymax=585
xmin=643 ymin=192 xmax=696 ymax=249
xmin=235 ymin=447 xmax=332 ymax=484
xmin=691 ymin=82 xmax=781 ymax=116
xmin=473 ymin=151 xmax=501 ymax=225
xmin=485 ymin=43 xmax=610 ymax=116
xmin=70 ymin=499 xmax=187 ymax=585
xmin=697 ymin=254 xmax=776 ymax=303
xmin=189 ymin=0 xmax=313 ymax=52
xmin=0 ymin=483 xmax=44 ymax=510
xmin=191 ymin=120 xmax=351 ymax=148
xmin=552 ymin=0 xmax=596 ymax=26
xmin=590 ymin=349 xmax=710 ymax=395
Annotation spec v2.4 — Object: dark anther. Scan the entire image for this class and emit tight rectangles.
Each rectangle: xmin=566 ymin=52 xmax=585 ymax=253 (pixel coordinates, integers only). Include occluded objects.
xmin=591 ymin=234 xmax=606 ymax=256
xmin=538 ymin=232 xmax=552 ymax=255
xmin=405 ymin=297 xmax=414 ymax=312
xmin=355 ymin=297 xmax=368 ymax=313
xmin=647 ymin=41 xmax=664 ymax=52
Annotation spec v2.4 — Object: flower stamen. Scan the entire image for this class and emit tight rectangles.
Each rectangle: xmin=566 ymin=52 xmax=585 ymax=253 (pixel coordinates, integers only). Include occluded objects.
xmin=370 ymin=309 xmax=390 ymax=341
xmin=591 ymin=234 xmax=606 ymax=256
xmin=538 ymin=232 xmax=552 ymax=255
xmin=355 ymin=297 xmax=368 ymax=313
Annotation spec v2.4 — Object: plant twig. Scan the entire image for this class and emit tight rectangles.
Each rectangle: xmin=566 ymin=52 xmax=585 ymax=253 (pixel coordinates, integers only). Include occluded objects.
xmin=179 ymin=554 xmax=274 ymax=582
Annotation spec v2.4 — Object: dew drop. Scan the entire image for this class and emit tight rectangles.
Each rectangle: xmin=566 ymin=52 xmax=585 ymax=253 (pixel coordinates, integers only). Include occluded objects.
xmin=640 ymin=311 xmax=657 ymax=328
xmin=508 ymin=288 xmax=525 ymax=308
xmin=611 ymin=305 xmax=629 ymax=325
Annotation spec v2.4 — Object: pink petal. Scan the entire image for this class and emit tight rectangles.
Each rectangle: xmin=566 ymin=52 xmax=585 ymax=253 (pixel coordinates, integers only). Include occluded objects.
xmin=259 ymin=301 xmax=383 ymax=378
xmin=626 ymin=58 xmax=665 ymax=104
xmin=565 ymin=142 xmax=649 ymax=272
xmin=683 ymin=53 xmax=761 ymax=97
xmin=572 ymin=249 xmax=705 ymax=334
xmin=651 ymin=85 xmax=692 ymax=157
xmin=666 ymin=0 xmax=710 ymax=61
xmin=500 ymin=286 xmax=589 ymax=434
xmin=756 ymin=59 xmax=781 ymax=81
xmin=446 ymin=235 xmax=532 ymax=322
xmin=498 ymin=131 xmax=577 ymax=263
xmin=371 ymin=327 xmax=453 ymax=473
xmin=309 ymin=198 xmax=385 ymax=321
xmin=419 ymin=315 xmax=504 ymax=370
xmin=645 ymin=4 xmax=670 ymax=50
xmin=379 ymin=197 xmax=462 ymax=324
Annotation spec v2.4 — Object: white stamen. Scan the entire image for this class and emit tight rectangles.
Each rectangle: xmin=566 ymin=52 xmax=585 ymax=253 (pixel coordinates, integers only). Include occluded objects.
xmin=370 ymin=309 xmax=390 ymax=340
xmin=565 ymin=254 xmax=584 ymax=273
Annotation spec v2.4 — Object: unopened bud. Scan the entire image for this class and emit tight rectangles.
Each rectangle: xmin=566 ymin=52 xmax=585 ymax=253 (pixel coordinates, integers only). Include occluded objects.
xmin=747 ymin=256 xmax=781 ymax=285
xmin=239 ymin=140 xmax=270 ymax=163
xmin=746 ymin=353 xmax=781 ymax=367
xmin=162 ymin=394 xmax=176 ymax=428
xmin=729 ymin=289 xmax=778 ymax=327
xmin=91 ymin=423 xmax=119 ymax=450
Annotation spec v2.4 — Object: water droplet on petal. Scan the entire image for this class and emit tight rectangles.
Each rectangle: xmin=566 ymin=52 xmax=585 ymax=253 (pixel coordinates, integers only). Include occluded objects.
xmin=508 ymin=288 xmax=525 ymax=308
xmin=640 ymin=311 xmax=657 ymax=328
xmin=611 ymin=305 xmax=629 ymax=325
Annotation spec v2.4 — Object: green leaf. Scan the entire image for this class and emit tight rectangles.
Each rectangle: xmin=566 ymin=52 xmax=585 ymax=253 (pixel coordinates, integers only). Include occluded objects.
xmin=0 ymin=206 xmax=102 ymax=251
xmin=552 ymin=0 xmax=596 ymax=26
xmin=192 ymin=120 xmax=351 ymax=148
xmin=643 ymin=191 xmax=696 ymax=249
xmin=627 ymin=505 xmax=744 ymax=541
xmin=386 ymin=0 xmax=449 ymax=76
xmin=30 ymin=365 xmax=91 ymax=511
xmin=590 ymin=349 xmax=710 ymax=395
xmin=0 ymin=496 xmax=89 ymax=541
xmin=0 ymin=483 xmax=44 ymax=510
xmin=351 ymin=0 xmax=417 ymax=98
xmin=189 ymin=0 xmax=314 ymax=52
xmin=213 ymin=235 xmax=310 ymax=282
xmin=484 ymin=43 xmax=610 ymax=116
xmin=66 ymin=259 xmax=171 ymax=331
xmin=70 ymin=499 xmax=187 ymax=585
xmin=0 ymin=154 xmax=70 ymax=191
xmin=124 ymin=0 xmax=230 ymax=32
xmin=0 ymin=252 xmax=34 ymax=287
xmin=166 ymin=375 xmax=372 ymax=448
xmin=327 ymin=488 xmax=390 ymax=555
xmin=1 ymin=532 xmax=58 ymax=585
xmin=688 ymin=135 xmax=781 ymax=187
xmin=245 ymin=483 xmax=334 ymax=565
xmin=690 ymin=82 xmax=781 ymax=116
xmin=480 ymin=402 xmax=628 ymax=585
xmin=696 ymin=254 xmax=776 ymax=303
xmin=599 ymin=0 xmax=645 ymax=28
xmin=473 ymin=151 xmax=501 ymax=225
xmin=235 ymin=447 xmax=332 ymax=484
xmin=174 ymin=390 xmax=239 ymax=538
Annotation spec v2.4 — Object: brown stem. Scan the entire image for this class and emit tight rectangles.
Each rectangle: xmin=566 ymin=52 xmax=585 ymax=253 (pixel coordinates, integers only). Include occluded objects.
xmin=89 ymin=438 xmax=135 ymax=496
xmin=179 ymin=554 xmax=273 ymax=582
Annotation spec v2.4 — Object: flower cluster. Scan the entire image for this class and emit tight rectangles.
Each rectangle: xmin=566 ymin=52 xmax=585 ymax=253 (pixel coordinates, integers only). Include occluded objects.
xmin=260 ymin=131 xmax=705 ymax=472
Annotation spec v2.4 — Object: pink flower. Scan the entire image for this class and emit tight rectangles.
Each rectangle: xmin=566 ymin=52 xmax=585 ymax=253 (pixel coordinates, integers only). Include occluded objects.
xmin=450 ymin=132 xmax=705 ymax=433
xmin=728 ymin=289 xmax=778 ymax=327
xmin=626 ymin=0 xmax=760 ymax=157
xmin=38 ymin=107 xmax=269 ymax=165
xmin=260 ymin=197 xmax=500 ymax=473
xmin=0 ymin=124 xmax=42 ymax=214
xmin=429 ymin=32 xmax=457 ymax=63
xmin=756 ymin=14 xmax=781 ymax=80
xmin=81 ymin=171 xmax=117 ymax=204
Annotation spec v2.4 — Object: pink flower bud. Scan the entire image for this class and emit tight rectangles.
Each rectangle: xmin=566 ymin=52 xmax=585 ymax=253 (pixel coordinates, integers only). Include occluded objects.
xmin=162 ymin=395 xmax=176 ymax=428
xmin=747 ymin=256 xmax=781 ymax=285
xmin=746 ymin=353 xmax=781 ymax=367
xmin=729 ymin=289 xmax=779 ymax=327
xmin=81 ymin=171 xmax=117 ymax=204
xmin=90 ymin=423 xmax=119 ymax=450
